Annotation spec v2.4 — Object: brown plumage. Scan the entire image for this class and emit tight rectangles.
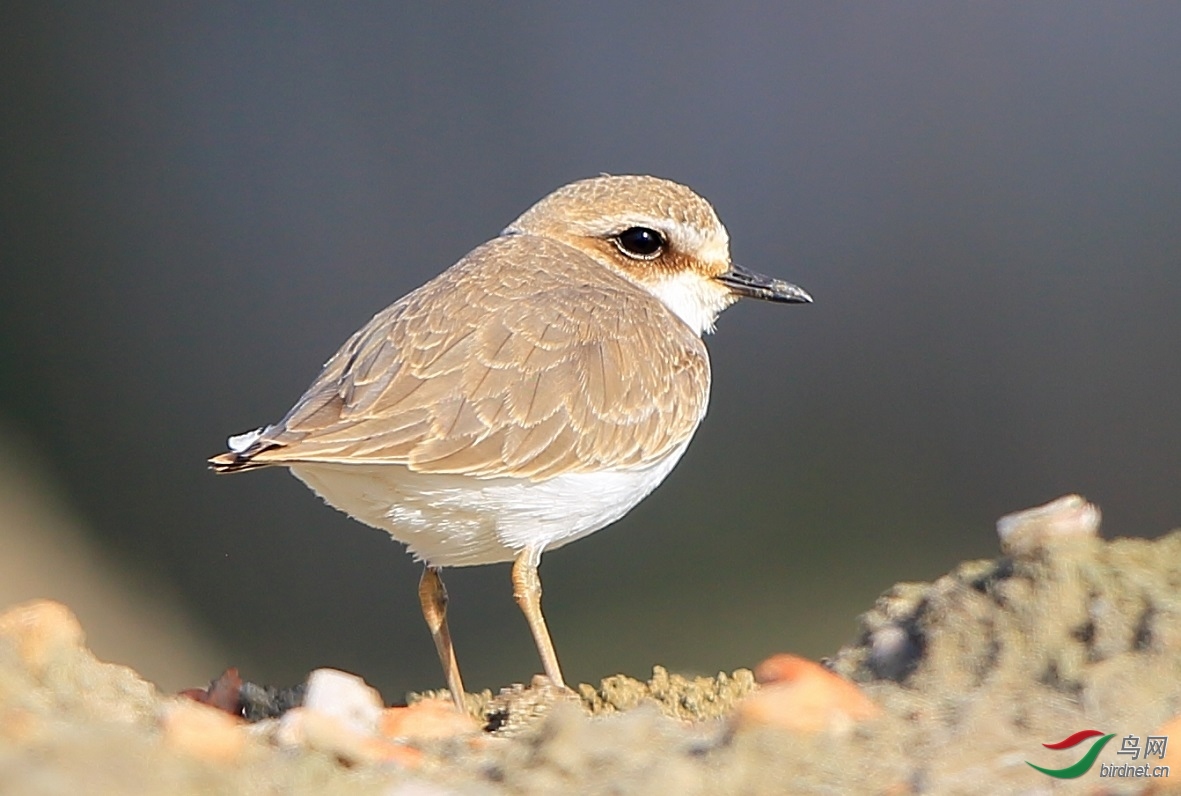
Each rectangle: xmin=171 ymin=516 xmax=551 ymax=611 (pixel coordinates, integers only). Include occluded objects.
xmin=210 ymin=234 xmax=709 ymax=481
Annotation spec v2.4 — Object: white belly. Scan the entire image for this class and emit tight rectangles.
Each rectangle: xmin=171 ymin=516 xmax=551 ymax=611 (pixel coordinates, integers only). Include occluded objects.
xmin=288 ymin=439 xmax=690 ymax=567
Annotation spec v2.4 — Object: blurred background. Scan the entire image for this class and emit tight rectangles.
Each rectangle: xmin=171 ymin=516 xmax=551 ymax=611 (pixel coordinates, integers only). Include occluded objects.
xmin=2 ymin=2 xmax=1179 ymax=697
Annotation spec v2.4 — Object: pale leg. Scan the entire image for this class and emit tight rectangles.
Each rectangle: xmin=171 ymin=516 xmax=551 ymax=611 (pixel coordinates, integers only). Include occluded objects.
xmin=512 ymin=547 xmax=566 ymax=688
xmin=418 ymin=565 xmax=467 ymax=712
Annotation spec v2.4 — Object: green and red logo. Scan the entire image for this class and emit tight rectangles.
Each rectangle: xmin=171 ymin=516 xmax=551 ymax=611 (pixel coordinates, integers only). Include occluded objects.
xmin=1027 ymin=730 xmax=1115 ymax=779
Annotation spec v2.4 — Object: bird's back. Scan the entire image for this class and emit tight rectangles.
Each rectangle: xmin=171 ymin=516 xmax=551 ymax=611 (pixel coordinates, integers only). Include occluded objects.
xmin=210 ymin=233 xmax=711 ymax=483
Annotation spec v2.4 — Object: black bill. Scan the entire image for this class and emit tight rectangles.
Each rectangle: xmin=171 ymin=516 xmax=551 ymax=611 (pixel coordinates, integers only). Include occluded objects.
xmin=716 ymin=263 xmax=813 ymax=304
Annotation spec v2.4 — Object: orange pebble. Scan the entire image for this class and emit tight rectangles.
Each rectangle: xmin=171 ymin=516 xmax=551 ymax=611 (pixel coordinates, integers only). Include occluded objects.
xmin=354 ymin=735 xmax=424 ymax=767
xmin=281 ymin=707 xmax=424 ymax=767
xmin=379 ymin=698 xmax=480 ymax=742
xmin=755 ymin=653 xmax=826 ymax=685
xmin=0 ymin=600 xmax=84 ymax=671
xmin=738 ymin=654 xmax=879 ymax=734
xmin=161 ymin=699 xmax=247 ymax=763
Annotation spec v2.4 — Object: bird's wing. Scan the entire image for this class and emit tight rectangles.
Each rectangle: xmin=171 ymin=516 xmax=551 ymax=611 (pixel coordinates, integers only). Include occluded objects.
xmin=211 ymin=236 xmax=710 ymax=480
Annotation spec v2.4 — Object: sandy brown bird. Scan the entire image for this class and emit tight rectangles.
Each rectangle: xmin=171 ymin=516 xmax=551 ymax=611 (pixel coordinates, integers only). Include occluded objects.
xmin=210 ymin=175 xmax=811 ymax=709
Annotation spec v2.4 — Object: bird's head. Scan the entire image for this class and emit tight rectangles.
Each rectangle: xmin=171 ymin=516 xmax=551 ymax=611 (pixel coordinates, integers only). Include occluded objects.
xmin=504 ymin=174 xmax=811 ymax=336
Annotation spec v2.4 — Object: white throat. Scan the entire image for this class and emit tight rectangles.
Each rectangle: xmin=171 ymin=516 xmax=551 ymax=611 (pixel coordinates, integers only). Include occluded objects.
xmin=645 ymin=271 xmax=734 ymax=336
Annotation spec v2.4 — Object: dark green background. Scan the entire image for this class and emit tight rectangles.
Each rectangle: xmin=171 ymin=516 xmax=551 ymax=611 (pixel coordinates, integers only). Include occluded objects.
xmin=2 ymin=2 xmax=1179 ymax=697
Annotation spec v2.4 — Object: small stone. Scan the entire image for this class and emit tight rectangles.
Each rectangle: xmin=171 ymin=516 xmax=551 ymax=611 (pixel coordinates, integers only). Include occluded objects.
xmin=302 ymin=668 xmax=384 ymax=735
xmin=160 ymin=698 xmax=247 ymax=763
xmin=867 ymin=624 xmax=922 ymax=681
xmin=279 ymin=706 xmax=422 ymax=767
xmin=179 ymin=668 xmax=244 ymax=715
xmin=272 ymin=669 xmax=425 ymax=767
xmin=0 ymin=600 xmax=84 ymax=672
xmin=379 ymin=698 xmax=480 ymax=742
xmin=239 ymin=679 xmax=307 ymax=721
xmin=996 ymin=494 xmax=1101 ymax=555
xmin=738 ymin=654 xmax=880 ymax=734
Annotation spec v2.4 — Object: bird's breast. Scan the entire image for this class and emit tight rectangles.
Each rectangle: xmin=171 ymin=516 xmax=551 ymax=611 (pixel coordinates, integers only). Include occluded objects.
xmin=288 ymin=435 xmax=694 ymax=567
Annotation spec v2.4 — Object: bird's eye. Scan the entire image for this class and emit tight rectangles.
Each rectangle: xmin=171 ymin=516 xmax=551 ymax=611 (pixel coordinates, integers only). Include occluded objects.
xmin=614 ymin=227 xmax=665 ymax=259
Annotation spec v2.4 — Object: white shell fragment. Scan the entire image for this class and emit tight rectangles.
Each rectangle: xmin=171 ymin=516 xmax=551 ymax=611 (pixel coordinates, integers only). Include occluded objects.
xmin=276 ymin=669 xmax=387 ymax=762
xmin=996 ymin=494 xmax=1101 ymax=555
xmin=301 ymin=668 xmax=384 ymax=733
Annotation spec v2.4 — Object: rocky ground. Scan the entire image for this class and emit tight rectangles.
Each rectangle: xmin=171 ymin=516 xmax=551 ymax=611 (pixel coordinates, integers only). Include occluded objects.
xmin=1 ymin=496 xmax=1179 ymax=795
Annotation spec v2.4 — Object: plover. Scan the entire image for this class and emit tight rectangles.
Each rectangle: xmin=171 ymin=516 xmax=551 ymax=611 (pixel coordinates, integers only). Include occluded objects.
xmin=210 ymin=175 xmax=811 ymax=709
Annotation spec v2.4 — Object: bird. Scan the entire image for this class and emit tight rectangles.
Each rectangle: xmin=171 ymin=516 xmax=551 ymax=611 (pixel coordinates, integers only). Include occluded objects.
xmin=209 ymin=175 xmax=811 ymax=711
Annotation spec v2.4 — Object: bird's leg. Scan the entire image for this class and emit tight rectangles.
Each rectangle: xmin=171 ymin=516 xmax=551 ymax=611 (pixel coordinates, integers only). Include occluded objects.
xmin=418 ymin=565 xmax=467 ymax=712
xmin=512 ymin=547 xmax=566 ymax=689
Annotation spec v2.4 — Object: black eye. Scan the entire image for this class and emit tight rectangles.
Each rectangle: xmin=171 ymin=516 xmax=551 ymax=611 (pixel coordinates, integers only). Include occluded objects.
xmin=614 ymin=227 xmax=665 ymax=259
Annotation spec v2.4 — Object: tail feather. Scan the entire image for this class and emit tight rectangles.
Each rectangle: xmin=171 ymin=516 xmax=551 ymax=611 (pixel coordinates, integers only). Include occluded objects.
xmin=209 ymin=426 xmax=278 ymax=473
xmin=209 ymin=449 xmax=272 ymax=473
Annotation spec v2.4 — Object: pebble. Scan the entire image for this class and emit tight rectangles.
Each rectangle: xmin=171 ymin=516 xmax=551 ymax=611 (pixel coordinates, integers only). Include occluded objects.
xmin=160 ymin=698 xmax=247 ymax=763
xmin=996 ymin=494 xmax=1100 ymax=555
xmin=276 ymin=668 xmax=424 ymax=767
xmin=0 ymin=599 xmax=85 ymax=672
xmin=279 ymin=706 xmax=423 ymax=767
xmin=379 ymin=698 xmax=480 ymax=742
xmin=302 ymin=668 xmax=384 ymax=732
xmin=736 ymin=654 xmax=879 ymax=734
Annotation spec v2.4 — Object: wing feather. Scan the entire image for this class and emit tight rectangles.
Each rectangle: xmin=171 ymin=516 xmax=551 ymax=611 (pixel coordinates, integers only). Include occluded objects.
xmin=223 ymin=235 xmax=710 ymax=480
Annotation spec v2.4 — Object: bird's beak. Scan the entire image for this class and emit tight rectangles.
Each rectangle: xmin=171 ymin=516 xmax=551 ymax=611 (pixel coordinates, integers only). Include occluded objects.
xmin=716 ymin=263 xmax=813 ymax=304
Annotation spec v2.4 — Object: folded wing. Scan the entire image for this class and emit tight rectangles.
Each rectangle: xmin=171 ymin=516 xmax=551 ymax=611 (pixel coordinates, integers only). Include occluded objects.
xmin=210 ymin=235 xmax=710 ymax=481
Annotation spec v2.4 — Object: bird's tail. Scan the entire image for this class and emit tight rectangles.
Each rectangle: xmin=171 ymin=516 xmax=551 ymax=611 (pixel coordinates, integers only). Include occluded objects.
xmin=208 ymin=427 xmax=274 ymax=473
